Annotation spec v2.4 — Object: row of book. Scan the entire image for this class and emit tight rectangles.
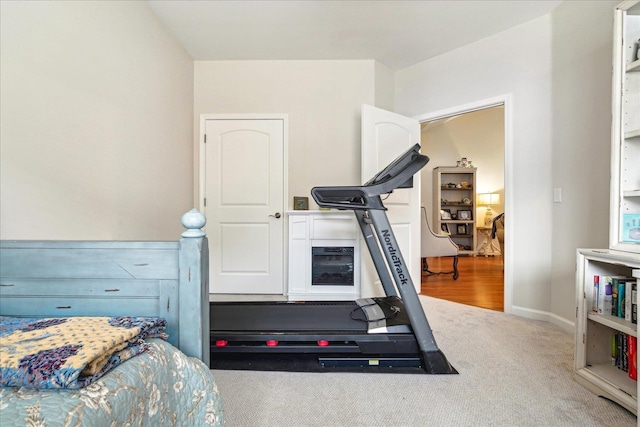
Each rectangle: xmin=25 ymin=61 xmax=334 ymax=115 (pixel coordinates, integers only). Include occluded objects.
xmin=591 ymin=275 xmax=637 ymax=323
xmin=611 ymin=332 xmax=637 ymax=381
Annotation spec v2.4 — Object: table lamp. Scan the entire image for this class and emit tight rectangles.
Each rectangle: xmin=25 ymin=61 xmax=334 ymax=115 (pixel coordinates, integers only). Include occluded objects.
xmin=479 ymin=193 xmax=500 ymax=227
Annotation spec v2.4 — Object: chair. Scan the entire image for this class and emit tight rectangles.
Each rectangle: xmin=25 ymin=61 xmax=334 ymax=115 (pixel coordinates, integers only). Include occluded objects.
xmin=421 ymin=206 xmax=459 ymax=280
xmin=491 ymin=213 xmax=505 ymax=262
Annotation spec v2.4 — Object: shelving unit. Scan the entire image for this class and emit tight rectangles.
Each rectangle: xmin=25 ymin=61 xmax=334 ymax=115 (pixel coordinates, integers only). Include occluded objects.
xmin=432 ymin=166 xmax=476 ymax=255
xmin=575 ymin=249 xmax=639 ymax=414
xmin=610 ymin=1 xmax=640 ymax=253
xmin=574 ymin=1 xmax=640 ymax=414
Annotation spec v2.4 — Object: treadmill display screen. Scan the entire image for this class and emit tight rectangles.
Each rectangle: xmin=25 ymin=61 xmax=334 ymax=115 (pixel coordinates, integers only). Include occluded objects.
xmin=311 ymin=247 xmax=354 ymax=286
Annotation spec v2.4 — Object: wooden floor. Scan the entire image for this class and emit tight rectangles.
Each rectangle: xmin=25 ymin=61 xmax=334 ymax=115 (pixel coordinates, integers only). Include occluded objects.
xmin=420 ymin=255 xmax=504 ymax=311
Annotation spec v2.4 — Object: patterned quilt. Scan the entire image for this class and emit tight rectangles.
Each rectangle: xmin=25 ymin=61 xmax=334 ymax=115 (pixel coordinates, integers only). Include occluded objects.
xmin=0 ymin=338 xmax=225 ymax=427
xmin=0 ymin=316 xmax=167 ymax=389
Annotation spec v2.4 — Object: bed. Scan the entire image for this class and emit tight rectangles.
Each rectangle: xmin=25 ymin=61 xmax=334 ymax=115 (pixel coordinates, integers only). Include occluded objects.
xmin=0 ymin=209 xmax=224 ymax=426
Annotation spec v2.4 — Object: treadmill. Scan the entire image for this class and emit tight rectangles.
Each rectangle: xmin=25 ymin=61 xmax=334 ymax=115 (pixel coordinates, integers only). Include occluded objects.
xmin=210 ymin=144 xmax=456 ymax=374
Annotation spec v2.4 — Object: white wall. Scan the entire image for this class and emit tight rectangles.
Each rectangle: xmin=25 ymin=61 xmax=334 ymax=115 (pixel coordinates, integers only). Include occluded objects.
xmin=0 ymin=1 xmax=194 ymax=240
xmin=549 ymin=1 xmax=617 ymax=322
xmin=193 ymin=60 xmax=379 ymax=209
xmin=395 ymin=1 xmax=618 ymax=327
xmin=374 ymin=62 xmax=395 ymax=112
xmin=396 ymin=14 xmax=554 ymax=317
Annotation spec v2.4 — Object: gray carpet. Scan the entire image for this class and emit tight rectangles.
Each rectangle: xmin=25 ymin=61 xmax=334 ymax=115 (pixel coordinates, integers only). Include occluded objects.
xmin=212 ymin=296 xmax=637 ymax=426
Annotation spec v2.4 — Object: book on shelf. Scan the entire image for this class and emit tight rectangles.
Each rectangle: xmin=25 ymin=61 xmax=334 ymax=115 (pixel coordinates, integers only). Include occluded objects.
xmin=626 ymin=279 xmax=632 ymax=322
xmin=629 ymin=335 xmax=637 ymax=381
xmin=592 ymin=275 xmax=599 ymax=313
xmin=623 ymin=332 xmax=628 ymax=372
xmin=593 ymin=275 xmax=637 ymax=322
xmin=615 ymin=332 xmax=627 ymax=371
xmin=612 ymin=280 xmax=620 ymax=317
xmin=613 ymin=277 xmax=635 ymax=318
xmin=598 ymin=276 xmax=619 ymax=315
xmin=632 ymin=283 xmax=638 ymax=325
xmin=610 ymin=332 xmax=638 ymax=382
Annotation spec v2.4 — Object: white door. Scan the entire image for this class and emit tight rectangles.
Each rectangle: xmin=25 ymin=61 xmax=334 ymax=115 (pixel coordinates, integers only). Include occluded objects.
xmin=203 ymin=118 xmax=285 ymax=294
xmin=361 ymin=105 xmax=421 ymax=295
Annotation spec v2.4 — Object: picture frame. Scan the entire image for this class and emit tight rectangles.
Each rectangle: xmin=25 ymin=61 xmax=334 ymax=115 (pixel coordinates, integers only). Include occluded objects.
xmin=293 ymin=196 xmax=309 ymax=210
xmin=440 ymin=209 xmax=452 ymax=220
xmin=457 ymin=210 xmax=472 ymax=220
xmin=456 ymin=224 xmax=467 ymax=235
xmin=440 ymin=224 xmax=450 ymax=234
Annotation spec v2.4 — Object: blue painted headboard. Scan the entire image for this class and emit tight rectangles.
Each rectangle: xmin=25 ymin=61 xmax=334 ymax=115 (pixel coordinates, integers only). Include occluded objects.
xmin=0 ymin=210 xmax=210 ymax=367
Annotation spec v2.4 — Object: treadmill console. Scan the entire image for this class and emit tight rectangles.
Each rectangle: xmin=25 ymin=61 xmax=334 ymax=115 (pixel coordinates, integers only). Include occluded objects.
xmin=311 ymin=144 xmax=429 ymax=210
xmin=363 ymin=143 xmax=427 ymax=189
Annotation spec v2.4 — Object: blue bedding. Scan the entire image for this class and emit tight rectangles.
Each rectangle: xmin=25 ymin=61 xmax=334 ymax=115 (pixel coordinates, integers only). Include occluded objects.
xmin=0 ymin=338 xmax=225 ymax=426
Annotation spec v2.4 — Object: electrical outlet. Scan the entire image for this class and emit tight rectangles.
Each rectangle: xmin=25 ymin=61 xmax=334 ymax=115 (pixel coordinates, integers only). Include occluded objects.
xmin=553 ymin=188 xmax=562 ymax=203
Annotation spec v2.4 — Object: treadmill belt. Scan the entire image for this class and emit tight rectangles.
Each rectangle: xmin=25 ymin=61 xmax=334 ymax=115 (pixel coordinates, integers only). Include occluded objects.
xmin=211 ymin=301 xmax=369 ymax=333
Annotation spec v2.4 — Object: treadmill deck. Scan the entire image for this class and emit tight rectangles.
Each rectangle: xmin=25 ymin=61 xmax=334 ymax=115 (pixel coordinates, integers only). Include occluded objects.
xmin=210 ymin=299 xmax=420 ymax=355
xmin=211 ymin=300 xmax=368 ymax=333
xmin=209 ymin=301 xmax=426 ymax=373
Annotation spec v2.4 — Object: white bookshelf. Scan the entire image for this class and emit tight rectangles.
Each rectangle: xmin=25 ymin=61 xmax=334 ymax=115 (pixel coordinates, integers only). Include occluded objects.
xmin=575 ymin=1 xmax=640 ymax=414
xmin=575 ymin=250 xmax=639 ymax=414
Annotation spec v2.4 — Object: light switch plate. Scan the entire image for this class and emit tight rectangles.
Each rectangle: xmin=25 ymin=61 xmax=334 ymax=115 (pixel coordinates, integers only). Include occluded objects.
xmin=553 ymin=188 xmax=562 ymax=203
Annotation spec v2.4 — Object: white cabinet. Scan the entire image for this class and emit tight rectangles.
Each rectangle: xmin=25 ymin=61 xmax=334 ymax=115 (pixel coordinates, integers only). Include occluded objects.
xmin=575 ymin=249 xmax=639 ymax=414
xmin=287 ymin=211 xmax=360 ymax=301
xmin=610 ymin=0 xmax=640 ymax=254
xmin=433 ymin=167 xmax=477 ymax=255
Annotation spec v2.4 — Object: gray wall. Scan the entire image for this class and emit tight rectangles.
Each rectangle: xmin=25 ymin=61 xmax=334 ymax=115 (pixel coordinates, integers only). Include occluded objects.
xmin=0 ymin=1 xmax=194 ymax=240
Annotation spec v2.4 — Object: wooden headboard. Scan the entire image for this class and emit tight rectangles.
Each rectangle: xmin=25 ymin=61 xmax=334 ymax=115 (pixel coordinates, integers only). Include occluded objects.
xmin=0 ymin=209 xmax=210 ymax=367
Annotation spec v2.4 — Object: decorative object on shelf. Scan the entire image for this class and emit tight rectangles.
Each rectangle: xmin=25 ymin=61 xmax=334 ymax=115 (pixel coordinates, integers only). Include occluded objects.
xmin=479 ymin=193 xmax=500 ymax=226
xmin=623 ymin=213 xmax=640 ymax=242
xmin=293 ymin=196 xmax=309 ymax=210
xmin=441 ymin=224 xmax=450 ymax=234
xmin=440 ymin=209 xmax=452 ymax=220
xmin=462 ymin=197 xmax=471 ymax=205
xmin=456 ymin=157 xmax=473 ymax=168
xmin=457 ymin=224 xmax=467 ymax=235
xmin=457 ymin=210 xmax=472 ymax=220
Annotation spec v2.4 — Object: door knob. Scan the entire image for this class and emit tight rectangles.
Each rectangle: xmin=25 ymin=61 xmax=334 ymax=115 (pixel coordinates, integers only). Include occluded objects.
xmin=269 ymin=212 xmax=282 ymax=219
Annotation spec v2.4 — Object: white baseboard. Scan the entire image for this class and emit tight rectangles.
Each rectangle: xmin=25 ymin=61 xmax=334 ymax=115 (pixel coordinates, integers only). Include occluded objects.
xmin=511 ymin=305 xmax=575 ymax=334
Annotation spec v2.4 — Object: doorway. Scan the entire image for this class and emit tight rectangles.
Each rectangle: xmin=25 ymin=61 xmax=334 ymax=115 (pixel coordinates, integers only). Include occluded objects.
xmin=416 ymin=100 xmax=508 ymax=312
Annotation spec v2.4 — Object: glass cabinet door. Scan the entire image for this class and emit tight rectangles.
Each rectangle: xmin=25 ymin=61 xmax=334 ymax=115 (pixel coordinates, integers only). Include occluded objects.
xmin=611 ymin=1 xmax=640 ymax=253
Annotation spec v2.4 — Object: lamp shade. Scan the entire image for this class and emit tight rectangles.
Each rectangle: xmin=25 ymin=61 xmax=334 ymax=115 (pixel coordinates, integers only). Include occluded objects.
xmin=478 ymin=193 xmax=499 ymax=206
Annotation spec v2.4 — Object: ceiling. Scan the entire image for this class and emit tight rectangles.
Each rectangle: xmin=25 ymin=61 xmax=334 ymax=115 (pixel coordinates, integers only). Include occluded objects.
xmin=147 ymin=0 xmax=562 ymax=71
